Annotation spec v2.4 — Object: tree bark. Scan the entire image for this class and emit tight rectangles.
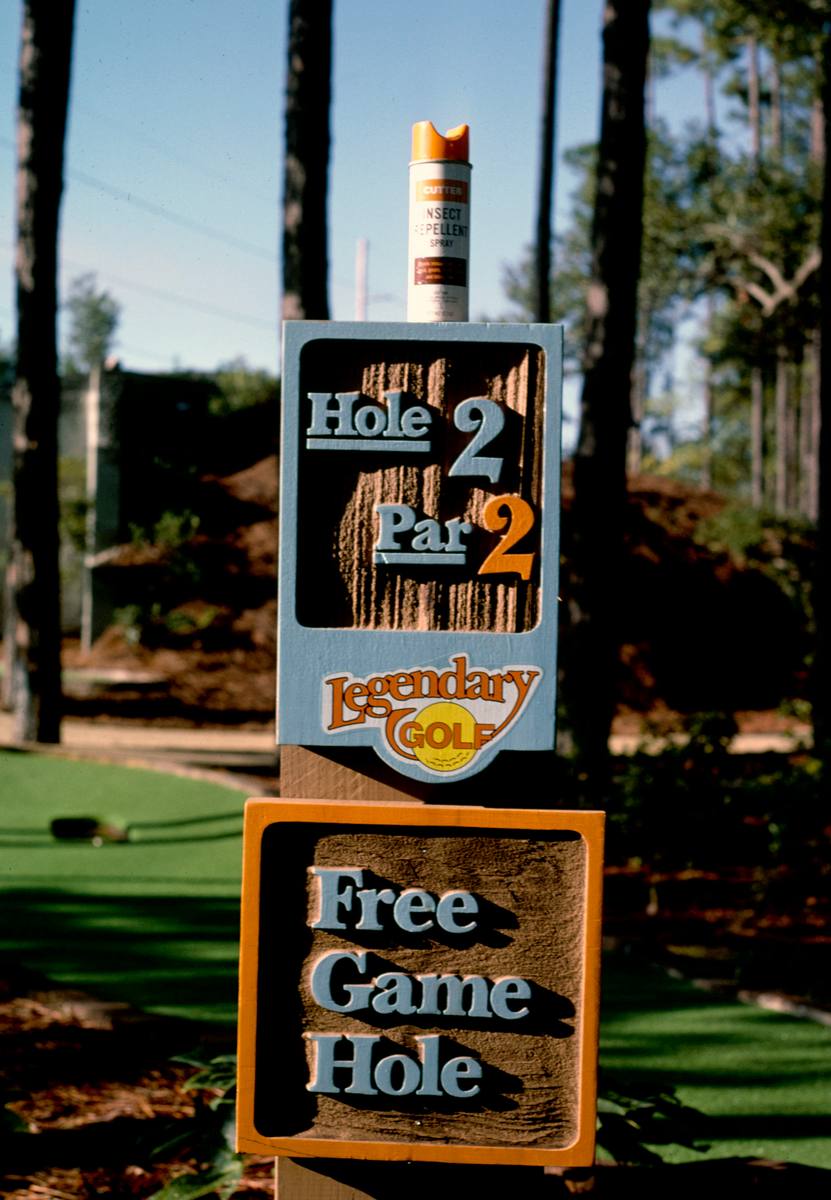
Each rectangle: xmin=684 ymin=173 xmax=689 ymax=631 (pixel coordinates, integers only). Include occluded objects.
xmin=627 ymin=349 xmax=646 ymax=479
xmin=813 ymin=25 xmax=831 ymax=760
xmin=747 ymin=35 xmax=761 ymax=164
xmin=774 ymin=345 xmax=789 ymax=516
xmin=703 ymin=35 xmax=716 ymax=139
xmin=811 ymin=92 xmax=824 ymax=166
xmin=5 ymin=0 xmax=75 ymax=743
xmin=805 ymin=330 xmax=821 ymax=522
xmin=751 ymin=365 xmax=765 ymax=508
xmin=701 ymin=294 xmax=717 ymax=491
xmin=534 ymin=0 xmax=560 ymax=324
xmin=567 ymin=0 xmax=650 ymax=797
xmin=282 ymin=0 xmax=332 ymax=320
xmin=770 ymin=53 xmax=783 ymax=161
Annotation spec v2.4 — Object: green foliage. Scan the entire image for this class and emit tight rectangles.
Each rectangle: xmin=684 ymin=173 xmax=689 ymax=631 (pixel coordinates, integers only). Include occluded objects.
xmin=154 ymin=509 xmax=200 ymax=549
xmin=146 ymin=1049 xmax=710 ymax=1176
xmin=114 ymin=599 xmax=221 ymax=647
xmin=58 ymin=456 xmax=88 ymax=553
xmin=695 ymin=501 xmax=789 ymax=559
xmin=501 ymin=1 xmax=827 ymax=504
xmin=695 ymin=501 xmax=814 ymax=636
xmin=164 ymin=605 xmax=222 ymax=636
xmin=147 ymin=1050 xmax=242 ymax=1200
xmin=64 ymin=272 xmax=120 ymax=373
xmin=209 ymin=357 xmax=279 ymax=416
xmin=114 ymin=504 xmax=223 ymax=646
xmin=130 ymin=509 xmax=201 ymax=550
xmin=609 ymin=715 xmax=823 ymax=877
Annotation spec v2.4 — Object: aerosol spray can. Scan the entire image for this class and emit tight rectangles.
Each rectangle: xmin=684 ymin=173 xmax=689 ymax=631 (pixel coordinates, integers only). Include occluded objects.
xmin=407 ymin=120 xmax=471 ymax=322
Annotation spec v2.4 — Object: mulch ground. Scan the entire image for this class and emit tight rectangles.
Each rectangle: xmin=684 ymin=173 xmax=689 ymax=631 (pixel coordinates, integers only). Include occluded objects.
xmin=0 ymin=964 xmax=271 ymax=1199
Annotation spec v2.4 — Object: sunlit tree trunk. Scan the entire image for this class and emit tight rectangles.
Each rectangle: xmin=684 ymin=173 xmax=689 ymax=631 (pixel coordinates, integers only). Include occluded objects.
xmin=534 ymin=0 xmax=560 ymax=324
xmin=4 ymin=0 xmax=75 ymax=743
xmin=701 ymin=295 xmax=716 ymax=491
xmin=770 ymin=52 xmax=783 ymax=160
xmin=282 ymin=0 xmax=332 ymax=320
xmin=567 ymin=0 xmax=650 ymax=798
xmin=774 ymin=347 xmax=790 ymax=516
xmin=805 ymin=71 xmax=824 ymax=524
xmin=805 ymin=330 xmax=821 ymax=522
xmin=813 ymin=25 xmax=831 ymax=760
xmin=700 ymin=22 xmax=717 ymax=493
xmin=811 ymin=92 xmax=824 ymax=165
xmin=748 ymin=35 xmax=761 ymax=163
xmin=751 ymin=366 xmax=765 ymax=508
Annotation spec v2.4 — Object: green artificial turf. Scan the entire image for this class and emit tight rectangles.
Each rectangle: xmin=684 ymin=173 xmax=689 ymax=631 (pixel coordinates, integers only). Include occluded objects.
xmin=2 ymin=751 xmax=829 ymax=1168
xmin=601 ymin=956 xmax=831 ymax=1169
xmin=0 ymin=749 xmax=244 ymax=1022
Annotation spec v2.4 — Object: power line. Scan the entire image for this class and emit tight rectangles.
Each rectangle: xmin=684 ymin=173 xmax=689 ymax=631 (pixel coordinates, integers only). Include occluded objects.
xmin=0 ymin=69 xmax=278 ymax=207
xmin=69 ymin=101 xmax=279 ymax=207
xmin=0 ymin=241 xmax=276 ymax=332
xmin=61 ymin=257 xmax=276 ymax=331
xmin=69 ymin=166 xmax=277 ymax=262
xmin=0 ymin=134 xmax=276 ymax=263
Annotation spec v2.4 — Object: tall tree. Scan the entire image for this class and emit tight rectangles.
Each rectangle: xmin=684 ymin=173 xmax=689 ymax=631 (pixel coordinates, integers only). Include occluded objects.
xmin=282 ymin=0 xmax=332 ymax=320
xmin=534 ymin=0 xmax=561 ymax=323
xmin=813 ymin=11 xmax=831 ymax=762
xmin=565 ymin=0 xmax=651 ymax=796
xmin=4 ymin=0 xmax=75 ymax=743
xmin=64 ymin=272 xmax=120 ymax=374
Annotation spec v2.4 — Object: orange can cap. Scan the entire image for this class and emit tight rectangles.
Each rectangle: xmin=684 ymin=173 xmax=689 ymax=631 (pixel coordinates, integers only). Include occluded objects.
xmin=411 ymin=120 xmax=470 ymax=163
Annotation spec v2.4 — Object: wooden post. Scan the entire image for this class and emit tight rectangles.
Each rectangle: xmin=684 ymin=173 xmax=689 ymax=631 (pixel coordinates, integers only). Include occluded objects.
xmin=236 ymin=321 xmax=600 ymax=1199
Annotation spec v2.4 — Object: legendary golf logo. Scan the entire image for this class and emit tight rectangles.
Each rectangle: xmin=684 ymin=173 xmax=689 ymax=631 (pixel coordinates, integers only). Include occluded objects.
xmin=323 ymin=655 xmax=541 ymax=776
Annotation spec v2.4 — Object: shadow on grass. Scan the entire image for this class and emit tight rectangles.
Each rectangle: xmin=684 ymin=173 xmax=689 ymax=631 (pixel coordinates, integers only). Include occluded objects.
xmin=600 ymin=956 xmax=831 ymax=1165
xmin=0 ymin=888 xmax=240 ymax=1023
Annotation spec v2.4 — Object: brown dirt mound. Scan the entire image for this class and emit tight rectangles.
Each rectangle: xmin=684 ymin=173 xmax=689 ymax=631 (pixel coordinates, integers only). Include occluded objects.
xmin=63 ymin=463 xmax=811 ymax=726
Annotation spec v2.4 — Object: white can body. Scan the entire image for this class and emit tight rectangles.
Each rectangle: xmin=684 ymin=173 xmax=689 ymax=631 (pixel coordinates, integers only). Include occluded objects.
xmin=407 ymin=159 xmax=471 ymax=322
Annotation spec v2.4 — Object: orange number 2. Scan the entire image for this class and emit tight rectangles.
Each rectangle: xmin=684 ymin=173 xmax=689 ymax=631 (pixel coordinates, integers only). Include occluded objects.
xmin=478 ymin=495 xmax=536 ymax=580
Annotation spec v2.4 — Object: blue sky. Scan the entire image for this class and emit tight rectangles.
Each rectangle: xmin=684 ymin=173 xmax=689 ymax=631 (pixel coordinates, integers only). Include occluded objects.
xmin=0 ymin=1 xmax=707 ymax=379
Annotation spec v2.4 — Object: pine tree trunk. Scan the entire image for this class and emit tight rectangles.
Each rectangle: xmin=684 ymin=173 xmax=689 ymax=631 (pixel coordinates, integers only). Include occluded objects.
xmin=282 ymin=0 xmax=332 ymax=320
xmin=534 ymin=0 xmax=560 ymax=324
xmin=775 ymin=346 xmax=789 ymax=516
xmin=788 ymin=359 xmax=800 ymax=515
xmin=748 ymin=36 xmax=761 ymax=163
xmin=627 ymin=352 xmax=646 ymax=479
xmin=703 ymin=38 xmax=716 ymax=138
xmin=751 ymin=366 xmax=764 ymax=508
xmin=770 ymin=54 xmax=783 ymax=160
xmin=568 ymin=0 xmax=650 ymax=798
xmin=812 ymin=26 xmax=831 ymax=759
xmin=5 ymin=0 xmax=75 ymax=743
xmin=806 ymin=330 xmax=821 ymax=522
xmin=701 ymin=294 xmax=716 ymax=491
xmin=798 ymin=354 xmax=812 ymax=519
xmin=812 ymin=93 xmax=824 ymax=165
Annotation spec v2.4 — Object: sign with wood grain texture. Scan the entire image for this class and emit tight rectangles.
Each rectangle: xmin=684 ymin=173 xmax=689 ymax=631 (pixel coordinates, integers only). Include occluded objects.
xmin=237 ymin=800 xmax=603 ymax=1166
xmin=277 ymin=322 xmax=562 ymax=783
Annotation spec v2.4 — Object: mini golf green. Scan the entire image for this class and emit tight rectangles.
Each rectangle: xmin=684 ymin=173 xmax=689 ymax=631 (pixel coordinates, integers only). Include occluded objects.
xmin=0 ymin=749 xmax=244 ymax=1022
xmin=601 ymin=957 xmax=831 ymax=1169
xmin=2 ymin=751 xmax=829 ymax=1168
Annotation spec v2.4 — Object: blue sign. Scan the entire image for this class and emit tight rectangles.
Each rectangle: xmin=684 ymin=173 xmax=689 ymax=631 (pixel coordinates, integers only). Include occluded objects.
xmin=277 ymin=321 xmax=562 ymax=783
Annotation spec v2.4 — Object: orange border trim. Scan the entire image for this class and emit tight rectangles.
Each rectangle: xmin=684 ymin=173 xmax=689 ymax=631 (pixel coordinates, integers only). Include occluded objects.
xmin=236 ymin=799 xmax=604 ymax=1167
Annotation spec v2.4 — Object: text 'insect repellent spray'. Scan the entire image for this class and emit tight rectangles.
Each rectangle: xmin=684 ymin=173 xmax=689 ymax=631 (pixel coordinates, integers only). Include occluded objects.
xmin=407 ymin=120 xmax=471 ymax=322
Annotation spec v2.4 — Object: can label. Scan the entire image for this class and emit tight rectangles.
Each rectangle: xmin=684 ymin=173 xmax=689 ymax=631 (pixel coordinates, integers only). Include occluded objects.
xmin=408 ymin=161 xmax=471 ymax=321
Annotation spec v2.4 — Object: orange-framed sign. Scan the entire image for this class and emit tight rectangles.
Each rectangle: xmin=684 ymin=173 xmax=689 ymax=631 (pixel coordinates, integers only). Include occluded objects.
xmin=236 ymin=800 xmax=604 ymax=1167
